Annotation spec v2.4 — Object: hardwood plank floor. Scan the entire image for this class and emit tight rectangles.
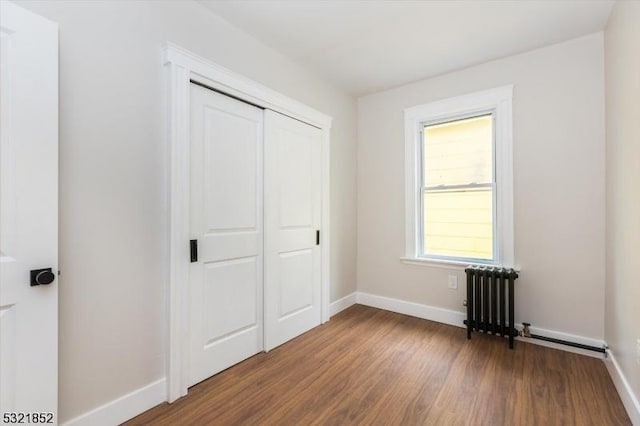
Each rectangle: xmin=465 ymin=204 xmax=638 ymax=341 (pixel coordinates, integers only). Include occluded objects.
xmin=125 ymin=305 xmax=631 ymax=426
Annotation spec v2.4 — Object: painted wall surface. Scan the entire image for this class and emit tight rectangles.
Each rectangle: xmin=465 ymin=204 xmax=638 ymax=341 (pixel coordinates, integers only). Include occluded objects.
xmin=605 ymin=0 xmax=640 ymax=410
xmin=357 ymin=34 xmax=605 ymax=340
xmin=15 ymin=0 xmax=357 ymax=422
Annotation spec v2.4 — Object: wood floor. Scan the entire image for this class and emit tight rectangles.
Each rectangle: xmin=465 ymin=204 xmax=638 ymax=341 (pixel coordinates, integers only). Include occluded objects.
xmin=126 ymin=305 xmax=630 ymax=426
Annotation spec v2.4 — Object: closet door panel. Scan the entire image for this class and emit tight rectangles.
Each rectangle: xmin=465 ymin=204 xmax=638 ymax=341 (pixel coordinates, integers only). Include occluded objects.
xmin=189 ymin=84 xmax=264 ymax=386
xmin=264 ymin=110 xmax=322 ymax=351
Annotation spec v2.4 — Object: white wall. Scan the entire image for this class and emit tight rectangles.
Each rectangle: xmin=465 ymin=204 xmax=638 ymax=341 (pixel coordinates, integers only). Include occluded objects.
xmin=15 ymin=0 xmax=357 ymax=422
xmin=605 ymin=0 xmax=640 ymax=412
xmin=357 ymin=33 xmax=605 ymax=340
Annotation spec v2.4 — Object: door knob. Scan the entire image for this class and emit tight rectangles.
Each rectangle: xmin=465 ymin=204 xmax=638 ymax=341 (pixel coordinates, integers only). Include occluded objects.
xmin=30 ymin=268 xmax=56 ymax=286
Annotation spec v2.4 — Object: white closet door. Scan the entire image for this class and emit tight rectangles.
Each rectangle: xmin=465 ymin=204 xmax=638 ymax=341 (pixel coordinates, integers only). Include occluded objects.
xmin=189 ymin=84 xmax=263 ymax=386
xmin=264 ymin=110 xmax=322 ymax=351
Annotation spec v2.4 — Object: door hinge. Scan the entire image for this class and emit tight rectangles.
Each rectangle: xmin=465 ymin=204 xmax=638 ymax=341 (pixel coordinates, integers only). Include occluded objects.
xmin=316 ymin=230 xmax=320 ymax=246
xmin=190 ymin=239 xmax=198 ymax=263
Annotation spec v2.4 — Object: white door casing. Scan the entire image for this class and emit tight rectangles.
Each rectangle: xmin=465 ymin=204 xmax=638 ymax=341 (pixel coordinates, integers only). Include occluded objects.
xmin=165 ymin=44 xmax=332 ymax=402
xmin=264 ymin=110 xmax=322 ymax=351
xmin=188 ymin=84 xmax=263 ymax=386
xmin=0 ymin=0 xmax=58 ymax=420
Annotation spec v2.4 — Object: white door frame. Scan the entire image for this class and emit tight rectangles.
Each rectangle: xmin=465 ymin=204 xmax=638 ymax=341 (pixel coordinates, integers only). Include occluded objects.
xmin=164 ymin=43 xmax=332 ymax=403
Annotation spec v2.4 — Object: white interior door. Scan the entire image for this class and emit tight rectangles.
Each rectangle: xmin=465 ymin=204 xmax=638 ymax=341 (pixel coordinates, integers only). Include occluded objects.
xmin=264 ymin=110 xmax=322 ymax=351
xmin=0 ymin=1 xmax=58 ymax=421
xmin=189 ymin=84 xmax=263 ymax=386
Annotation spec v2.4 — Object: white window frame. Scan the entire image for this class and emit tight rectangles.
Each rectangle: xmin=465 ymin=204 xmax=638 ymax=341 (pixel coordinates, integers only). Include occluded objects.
xmin=403 ymin=86 xmax=514 ymax=268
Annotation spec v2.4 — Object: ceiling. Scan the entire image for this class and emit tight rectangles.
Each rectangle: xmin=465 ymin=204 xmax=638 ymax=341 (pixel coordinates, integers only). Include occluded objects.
xmin=197 ymin=0 xmax=614 ymax=96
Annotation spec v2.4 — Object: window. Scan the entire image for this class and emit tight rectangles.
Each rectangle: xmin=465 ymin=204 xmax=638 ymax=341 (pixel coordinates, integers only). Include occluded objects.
xmin=422 ymin=114 xmax=495 ymax=261
xmin=404 ymin=86 xmax=514 ymax=267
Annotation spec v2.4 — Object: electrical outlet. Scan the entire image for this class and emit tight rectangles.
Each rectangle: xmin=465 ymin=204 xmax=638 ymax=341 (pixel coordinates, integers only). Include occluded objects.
xmin=448 ymin=275 xmax=458 ymax=289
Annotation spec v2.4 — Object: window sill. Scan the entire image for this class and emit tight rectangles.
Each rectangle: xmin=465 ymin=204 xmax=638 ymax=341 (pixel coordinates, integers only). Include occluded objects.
xmin=400 ymin=257 xmax=471 ymax=270
xmin=400 ymin=256 xmax=520 ymax=272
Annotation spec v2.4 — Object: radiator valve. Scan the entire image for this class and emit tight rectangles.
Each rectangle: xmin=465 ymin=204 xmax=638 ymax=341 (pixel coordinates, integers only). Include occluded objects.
xmin=522 ymin=322 xmax=531 ymax=338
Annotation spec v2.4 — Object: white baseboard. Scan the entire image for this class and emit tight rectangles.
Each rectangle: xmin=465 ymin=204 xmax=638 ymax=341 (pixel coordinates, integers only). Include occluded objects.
xmin=356 ymin=292 xmax=465 ymax=328
xmin=605 ymin=350 xmax=640 ymax=425
xmin=355 ymin=291 xmax=605 ymax=358
xmin=63 ymin=378 xmax=166 ymax=426
xmin=329 ymin=292 xmax=358 ymax=317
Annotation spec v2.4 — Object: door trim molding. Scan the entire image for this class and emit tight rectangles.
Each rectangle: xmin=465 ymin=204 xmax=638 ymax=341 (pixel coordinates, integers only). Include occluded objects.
xmin=164 ymin=43 xmax=332 ymax=402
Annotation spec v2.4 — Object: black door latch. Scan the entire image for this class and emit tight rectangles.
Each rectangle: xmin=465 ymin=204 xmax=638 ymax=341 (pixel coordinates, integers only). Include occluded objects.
xmin=190 ymin=239 xmax=198 ymax=263
xmin=30 ymin=268 xmax=55 ymax=286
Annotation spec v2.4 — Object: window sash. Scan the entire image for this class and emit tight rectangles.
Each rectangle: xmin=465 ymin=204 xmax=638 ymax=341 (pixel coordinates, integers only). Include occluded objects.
xmin=418 ymin=113 xmax=497 ymax=263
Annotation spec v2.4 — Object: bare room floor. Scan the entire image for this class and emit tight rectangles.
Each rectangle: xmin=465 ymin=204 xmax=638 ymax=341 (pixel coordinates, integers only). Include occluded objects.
xmin=126 ymin=305 xmax=630 ymax=425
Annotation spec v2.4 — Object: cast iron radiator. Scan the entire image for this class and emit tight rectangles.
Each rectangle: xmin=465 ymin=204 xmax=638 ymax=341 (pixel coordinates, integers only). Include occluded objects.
xmin=464 ymin=266 xmax=519 ymax=349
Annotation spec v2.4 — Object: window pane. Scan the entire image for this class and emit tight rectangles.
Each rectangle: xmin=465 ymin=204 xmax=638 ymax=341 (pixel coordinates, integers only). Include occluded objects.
xmin=423 ymin=114 xmax=493 ymax=187
xmin=423 ymin=188 xmax=493 ymax=259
